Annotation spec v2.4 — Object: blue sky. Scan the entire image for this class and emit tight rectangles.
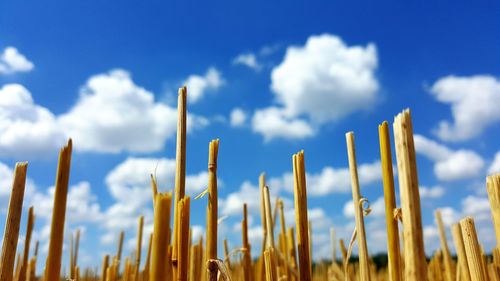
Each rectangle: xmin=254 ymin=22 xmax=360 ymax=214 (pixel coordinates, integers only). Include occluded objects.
xmin=1 ymin=0 xmax=500 ymax=270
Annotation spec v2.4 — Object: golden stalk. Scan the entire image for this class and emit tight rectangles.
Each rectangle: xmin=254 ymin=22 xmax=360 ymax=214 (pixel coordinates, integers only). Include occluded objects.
xmin=101 ymin=255 xmax=109 ymax=281
xmin=435 ymin=210 xmax=455 ymax=281
xmin=173 ymin=86 xmax=188 ymax=275
xmin=18 ymin=206 xmax=34 ymax=281
xmin=74 ymin=229 xmax=81 ymax=279
xmin=287 ymin=227 xmax=298 ymax=281
xmin=487 ymin=175 xmax=500 ymax=246
xmin=460 ymin=217 xmax=487 ymax=281
xmin=451 ymin=223 xmax=471 ymax=281
xmin=263 ymin=185 xmax=278 ymax=281
xmin=178 ymin=197 xmax=191 ymax=281
xmin=223 ymin=239 xmax=231 ymax=270
xmin=206 ymin=139 xmax=220 ymax=281
xmin=0 ymin=162 xmax=28 ymax=281
xmin=242 ymin=203 xmax=252 ymax=281
xmin=116 ymin=230 xmax=125 ymax=270
xmin=393 ymin=109 xmax=427 ymax=281
xmin=278 ymin=199 xmax=290 ymax=280
xmin=378 ymin=121 xmax=402 ymax=281
xmin=135 ymin=215 xmax=144 ymax=281
xmin=143 ymin=233 xmax=153 ymax=280
xmin=292 ymin=151 xmax=312 ymax=281
xmin=346 ymin=132 xmax=371 ymax=281
xmin=45 ymin=139 xmax=72 ymax=281
xmin=150 ymin=193 xmax=172 ymax=281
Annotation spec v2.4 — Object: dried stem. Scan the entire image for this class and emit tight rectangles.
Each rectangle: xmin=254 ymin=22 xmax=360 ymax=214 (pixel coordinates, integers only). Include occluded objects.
xmin=292 ymin=151 xmax=312 ymax=281
xmin=378 ymin=121 xmax=402 ymax=281
xmin=45 ymin=139 xmax=73 ymax=281
xmin=393 ymin=109 xmax=427 ymax=281
xmin=460 ymin=217 xmax=487 ymax=281
xmin=150 ymin=193 xmax=172 ymax=281
xmin=206 ymin=139 xmax=220 ymax=281
xmin=0 ymin=162 xmax=28 ymax=281
xmin=346 ymin=132 xmax=371 ymax=281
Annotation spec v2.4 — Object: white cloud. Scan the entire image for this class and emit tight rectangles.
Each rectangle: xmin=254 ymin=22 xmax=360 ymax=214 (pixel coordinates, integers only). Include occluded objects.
xmin=0 ymin=47 xmax=34 ymax=74
xmin=430 ymin=75 xmax=500 ymax=141
xmin=461 ymin=195 xmax=491 ymax=221
xmin=233 ymin=53 xmax=262 ymax=71
xmin=31 ymin=181 xmax=103 ymax=224
xmin=251 ymin=34 xmax=379 ymax=140
xmin=59 ymin=69 xmax=204 ymax=153
xmin=220 ymin=181 xmax=260 ymax=216
xmin=269 ymin=160 xmax=382 ymax=195
xmin=251 ymin=107 xmax=314 ymax=141
xmin=489 ymin=151 xmax=500 ymax=175
xmin=0 ymin=69 xmax=210 ymax=157
xmin=183 ymin=67 xmax=224 ymax=103
xmin=229 ymin=108 xmax=247 ymax=127
xmin=0 ymin=84 xmax=67 ymax=159
xmin=419 ymin=185 xmax=445 ymax=199
xmin=414 ymin=134 xmax=484 ymax=181
xmin=101 ymin=157 xmax=211 ymax=238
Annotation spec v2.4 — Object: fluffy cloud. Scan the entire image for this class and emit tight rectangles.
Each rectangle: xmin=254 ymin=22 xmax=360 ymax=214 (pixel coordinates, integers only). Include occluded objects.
xmin=251 ymin=107 xmax=314 ymax=141
xmin=0 ymin=69 xmax=209 ymax=157
xmin=31 ymin=181 xmax=103 ymax=224
xmin=430 ymin=75 xmax=500 ymax=141
xmin=229 ymin=108 xmax=247 ymax=127
xmin=271 ymin=34 xmax=378 ymax=123
xmin=0 ymin=84 xmax=67 ymax=159
xmin=251 ymin=34 xmax=379 ymax=140
xmin=59 ymin=69 xmax=208 ymax=153
xmin=102 ymin=157 xmax=211 ymax=237
xmin=414 ymin=134 xmax=484 ymax=181
xmin=489 ymin=151 xmax=500 ymax=175
xmin=183 ymin=67 xmax=224 ymax=103
xmin=269 ymin=160 xmax=382 ymax=195
xmin=233 ymin=53 xmax=262 ymax=71
xmin=220 ymin=181 xmax=260 ymax=216
xmin=419 ymin=185 xmax=445 ymax=199
xmin=0 ymin=47 xmax=34 ymax=74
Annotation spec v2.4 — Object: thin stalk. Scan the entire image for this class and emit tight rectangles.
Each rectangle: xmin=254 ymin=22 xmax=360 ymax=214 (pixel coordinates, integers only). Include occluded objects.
xmin=378 ymin=121 xmax=402 ymax=281
xmin=0 ymin=162 xmax=28 ymax=281
xmin=45 ymin=139 xmax=73 ymax=281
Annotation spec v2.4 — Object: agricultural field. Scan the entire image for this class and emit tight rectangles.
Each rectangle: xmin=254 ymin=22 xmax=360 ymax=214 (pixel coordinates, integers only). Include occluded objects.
xmin=1 ymin=1 xmax=500 ymax=281
xmin=1 ymin=89 xmax=500 ymax=280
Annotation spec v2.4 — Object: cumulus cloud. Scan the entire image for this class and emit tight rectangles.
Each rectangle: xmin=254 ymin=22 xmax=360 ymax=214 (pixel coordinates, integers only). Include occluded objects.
xmin=0 ymin=47 xmax=34 ymax=74
xmin=419 ymin=185 xmax=445 ymax=199
xmin=430 ymin=75 xmax=500 ymax=141
xmin=59 ymin=69 xmax=209 ymax=153
xmin=251 ymin=34 xmax=379 ymax=140
xmin=251 ymin=107 xmax=314 ymax=141
xmin=489 ymin=151 xmax=500 ymax=175
xmin=233 ymin=53 xmax=262 ymax=71
xmin=414 ymin=134 xmax=484 ymax=181
xmin=101 ymin=157 xmax=212 ymax=238
xmin=31 ymin=181 xmax=103 ymax=224
xmin=0 ymin=69 xmax=210 ymax=157
xmin=183 ymin=67 xmax=224 ymax=103
xmin=0 ymin=84 xmax=67 ymax=159
xmin=269 ymin=160 xmax=382 ymax=195
xmin=229 ymin=108 xmax=247 ymax=127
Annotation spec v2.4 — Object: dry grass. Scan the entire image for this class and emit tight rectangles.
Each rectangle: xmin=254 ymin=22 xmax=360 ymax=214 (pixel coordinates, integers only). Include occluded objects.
xmin=1 ymin=88 xmax=500 ymax=281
